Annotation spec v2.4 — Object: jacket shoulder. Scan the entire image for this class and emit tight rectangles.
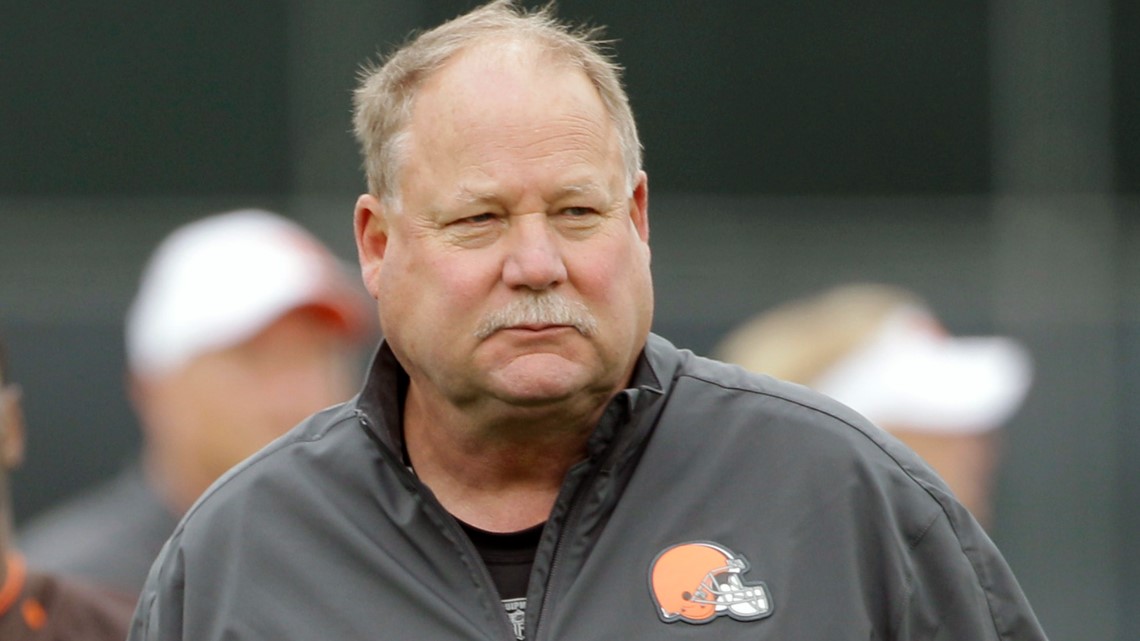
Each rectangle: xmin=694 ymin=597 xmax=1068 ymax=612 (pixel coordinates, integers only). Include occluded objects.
xmin=177 ymin=400 xmax=374 ymax=532
xmin=660 ymin=349 xmax=962 ymax=524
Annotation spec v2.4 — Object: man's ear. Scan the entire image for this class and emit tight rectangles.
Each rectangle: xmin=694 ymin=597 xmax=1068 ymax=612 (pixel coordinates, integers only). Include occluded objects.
xmin=354 ymin=194 xmax=389 ymax=299
xmin=0 ymin=385 xmax=26 ymax=471
xmin=630 ymin=171 xmax=650 ymax=243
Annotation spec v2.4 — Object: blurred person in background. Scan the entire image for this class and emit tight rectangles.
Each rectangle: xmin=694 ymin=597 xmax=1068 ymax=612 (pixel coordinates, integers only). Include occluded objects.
xmin=18 ymin=209 xmax=373 ymax=596
xmin=714 ymin=282 xmax=1034 ymax=527
xmin=0 ymin=331 xmax=136 ymax=639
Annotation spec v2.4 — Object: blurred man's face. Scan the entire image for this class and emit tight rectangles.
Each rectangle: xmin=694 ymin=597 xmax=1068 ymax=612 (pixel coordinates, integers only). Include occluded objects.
xmin=137 ymin=307 xmax=358 ymax=507
xmin=355 ymin=42 xmax=653 ymax=418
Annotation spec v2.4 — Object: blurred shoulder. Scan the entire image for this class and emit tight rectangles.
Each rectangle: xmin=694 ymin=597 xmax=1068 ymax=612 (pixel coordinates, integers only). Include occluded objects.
xmin=26 ymin=570 xmax=137 ymax=641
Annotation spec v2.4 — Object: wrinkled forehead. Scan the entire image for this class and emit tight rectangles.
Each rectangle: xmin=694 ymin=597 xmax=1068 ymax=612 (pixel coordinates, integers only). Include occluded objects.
xmin=384 ymin=37 xmax=630 ymax=210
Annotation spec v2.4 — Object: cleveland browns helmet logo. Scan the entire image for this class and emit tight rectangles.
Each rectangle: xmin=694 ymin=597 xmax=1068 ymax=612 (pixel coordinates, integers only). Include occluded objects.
xmin=649 ymin=541 xmax=773 ymax=624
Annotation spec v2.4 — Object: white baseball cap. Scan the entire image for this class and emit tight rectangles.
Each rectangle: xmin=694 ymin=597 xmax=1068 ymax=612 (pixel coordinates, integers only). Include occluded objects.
xmin=126 ymin=209 xmax=371 ymax=376
xmin=812 ymin=305 xmax=1034 ymax=434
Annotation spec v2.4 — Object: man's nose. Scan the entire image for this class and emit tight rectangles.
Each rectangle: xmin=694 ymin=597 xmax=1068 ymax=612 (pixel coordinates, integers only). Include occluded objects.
xmin=501 ymin=215 xmax=568 ymax=291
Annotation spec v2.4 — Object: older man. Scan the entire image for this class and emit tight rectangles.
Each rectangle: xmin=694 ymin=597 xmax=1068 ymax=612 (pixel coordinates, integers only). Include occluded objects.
xmin=130 ymin=2 xmax=1047 ymax=640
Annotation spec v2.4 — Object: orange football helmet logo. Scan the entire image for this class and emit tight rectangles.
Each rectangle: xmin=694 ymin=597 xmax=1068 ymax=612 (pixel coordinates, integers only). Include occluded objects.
xmin=649 ymin=541 xmax=773 ymax=624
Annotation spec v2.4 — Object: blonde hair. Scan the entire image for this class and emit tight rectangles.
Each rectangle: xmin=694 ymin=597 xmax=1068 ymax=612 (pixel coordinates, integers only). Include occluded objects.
xmin=352 ymin=0 xmax=642 ymax=208
xmin=714 ymin=283 xmax=925 ymax=383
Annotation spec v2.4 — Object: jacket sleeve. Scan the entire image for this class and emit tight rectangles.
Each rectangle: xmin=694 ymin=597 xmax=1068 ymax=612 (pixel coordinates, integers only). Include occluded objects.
xmin=897 ymin=504 xmax=1049 ymax=640
xmin=128 ymin=533 xmax=186 ymax=641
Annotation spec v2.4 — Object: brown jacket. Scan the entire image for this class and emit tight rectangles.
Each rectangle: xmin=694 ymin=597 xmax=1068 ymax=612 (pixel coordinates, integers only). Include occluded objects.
xmin=0 ymin=555 xmax=135 ymax=641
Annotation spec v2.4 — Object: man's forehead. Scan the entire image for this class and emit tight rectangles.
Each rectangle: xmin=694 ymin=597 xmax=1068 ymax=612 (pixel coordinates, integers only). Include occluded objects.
xmin=454 ymin=181 xmax=604 ymax=204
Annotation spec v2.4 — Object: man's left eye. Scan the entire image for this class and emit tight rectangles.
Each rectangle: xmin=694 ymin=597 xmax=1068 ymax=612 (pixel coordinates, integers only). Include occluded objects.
xmin=562 ymin=207 xmax=595 ymax=217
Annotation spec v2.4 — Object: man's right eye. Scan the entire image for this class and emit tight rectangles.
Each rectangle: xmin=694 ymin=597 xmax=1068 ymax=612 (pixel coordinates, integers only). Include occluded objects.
xmin=458 ymin=213 xmax=496 ymax=224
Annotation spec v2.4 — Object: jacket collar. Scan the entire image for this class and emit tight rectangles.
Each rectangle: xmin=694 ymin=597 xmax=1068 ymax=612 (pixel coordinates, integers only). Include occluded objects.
xmin=353 ymin=333 xmax=681 ymax=458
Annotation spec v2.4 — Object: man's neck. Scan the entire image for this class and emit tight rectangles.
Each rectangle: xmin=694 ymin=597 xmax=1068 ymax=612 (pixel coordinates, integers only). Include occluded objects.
xmin=402 ymin=385 xmax=605 ymax=532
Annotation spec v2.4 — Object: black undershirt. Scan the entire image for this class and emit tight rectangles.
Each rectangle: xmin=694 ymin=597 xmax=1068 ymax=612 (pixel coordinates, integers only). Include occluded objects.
xmin=458 ymin=520 xmax=544 ymax=601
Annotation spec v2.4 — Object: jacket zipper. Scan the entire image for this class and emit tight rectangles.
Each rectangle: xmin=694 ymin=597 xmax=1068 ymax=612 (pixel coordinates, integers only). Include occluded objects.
xmin=529 ymin=460 xmax=599 ymax=641
xmin=530 ymin=395 xmax=631 ymax=641
xmin=355 ymin=411 xmax=520 ymax=641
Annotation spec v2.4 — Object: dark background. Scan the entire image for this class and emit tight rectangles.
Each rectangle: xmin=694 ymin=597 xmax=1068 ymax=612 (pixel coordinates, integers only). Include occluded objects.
xmin=1 ymin=2 xmax=1135 ymax=639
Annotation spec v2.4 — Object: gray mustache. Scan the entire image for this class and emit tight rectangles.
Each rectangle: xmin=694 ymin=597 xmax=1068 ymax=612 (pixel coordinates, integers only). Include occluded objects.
xmin=474 ymin=295 xmax=599 ymax=339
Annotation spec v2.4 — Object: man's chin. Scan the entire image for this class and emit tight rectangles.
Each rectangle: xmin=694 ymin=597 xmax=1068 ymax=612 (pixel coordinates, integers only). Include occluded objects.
xmin=485 ymin=355 xmax=593 ymax=405
xmin=489 ymin=378 xmax=583 ymax=407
